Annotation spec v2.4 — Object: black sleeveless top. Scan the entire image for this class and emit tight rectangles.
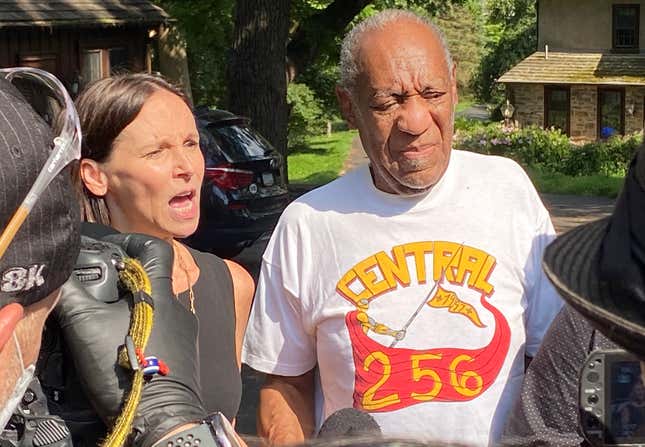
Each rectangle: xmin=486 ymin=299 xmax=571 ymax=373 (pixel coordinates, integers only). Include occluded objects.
xmin=176 ymin=248 xmax=241 ymax=420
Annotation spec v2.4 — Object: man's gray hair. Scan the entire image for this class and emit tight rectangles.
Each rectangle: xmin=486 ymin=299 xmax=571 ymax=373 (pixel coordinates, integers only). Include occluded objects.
xmin=338 ymin=9 xmax=453 ymax=92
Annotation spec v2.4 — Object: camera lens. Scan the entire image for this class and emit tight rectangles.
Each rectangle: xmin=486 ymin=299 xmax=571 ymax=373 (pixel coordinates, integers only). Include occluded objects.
xmin=587 ymin=372 xmax=600 ymax=383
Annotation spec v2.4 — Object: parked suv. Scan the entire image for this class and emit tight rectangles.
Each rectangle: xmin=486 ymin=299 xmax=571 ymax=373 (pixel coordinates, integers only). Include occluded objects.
xmin=184 ymin=108 xmax=289 ymax=258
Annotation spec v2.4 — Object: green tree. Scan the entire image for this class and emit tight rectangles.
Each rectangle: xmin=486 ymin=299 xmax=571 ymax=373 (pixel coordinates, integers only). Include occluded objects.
xmin=153 ymin=0 xmax=235 ymax=107
xmin=228 ymin=0 xmax=291 ymax=168
xmin=157 ymin=0 xmax=468 ymax=182
xmin=288 ymin=0 xmax=465 ymax=83
xmin=471 ymin=0 xmax=536 ymax=103
xmin=293 ymin=0 xmax=475 ymax=138
xmin=435 ymin=0 xmax=485 ymax=95
xmin=287 ymin=82 xmax=326 ymax=148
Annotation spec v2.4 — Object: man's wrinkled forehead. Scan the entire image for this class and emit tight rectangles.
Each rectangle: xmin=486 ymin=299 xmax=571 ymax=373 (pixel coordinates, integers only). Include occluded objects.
xmin=354 ymin=19 xmax=451 ymax=88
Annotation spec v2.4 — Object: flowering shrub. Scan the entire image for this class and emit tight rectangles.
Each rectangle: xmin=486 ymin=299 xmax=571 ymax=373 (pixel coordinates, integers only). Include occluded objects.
xmin=454 ymin=120 xmax=642 ymax=176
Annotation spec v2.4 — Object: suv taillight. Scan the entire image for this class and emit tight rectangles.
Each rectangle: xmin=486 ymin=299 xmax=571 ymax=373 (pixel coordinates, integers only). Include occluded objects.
xmin=205 ymin=164 xmax=254 ymax=190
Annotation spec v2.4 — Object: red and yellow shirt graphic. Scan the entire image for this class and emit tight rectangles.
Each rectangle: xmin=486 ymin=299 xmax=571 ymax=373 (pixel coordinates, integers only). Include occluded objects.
xmin=335 ymin=241 xmax=511 ymax=413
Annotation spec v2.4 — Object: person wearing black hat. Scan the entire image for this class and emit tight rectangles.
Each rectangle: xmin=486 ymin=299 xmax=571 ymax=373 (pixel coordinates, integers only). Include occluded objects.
xmin=501 ymin=145 xmax=645 ymax=445
xmin=0 ymin=74 xmax=81 ymax=434
xmin=0 ymin=71 xmax=244 ymax=447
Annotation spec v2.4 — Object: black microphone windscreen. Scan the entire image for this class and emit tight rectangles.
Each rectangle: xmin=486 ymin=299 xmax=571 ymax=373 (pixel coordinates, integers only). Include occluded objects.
xmin=317 ymin=408 xmax=381 ymax=438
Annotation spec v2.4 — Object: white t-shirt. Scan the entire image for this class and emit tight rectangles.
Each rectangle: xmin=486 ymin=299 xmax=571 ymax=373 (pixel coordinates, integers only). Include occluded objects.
xmin=242 ymin=150 xmax=563 ymax=446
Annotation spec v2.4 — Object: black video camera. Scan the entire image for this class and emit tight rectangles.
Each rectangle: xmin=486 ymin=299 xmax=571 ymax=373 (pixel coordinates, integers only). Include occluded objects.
xmin=26 ymin=236 xmax=127 ymax=447
xmin=580 ymin=350 xmax=645 ymax=446
xmin=71 ymin=235 xmax=127 ymax=302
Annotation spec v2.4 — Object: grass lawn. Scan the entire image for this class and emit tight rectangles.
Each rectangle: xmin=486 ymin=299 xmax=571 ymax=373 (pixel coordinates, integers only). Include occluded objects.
xmin=527 ymin=167 xmax=624 ymax=198
xmin=455 ymin=94 xmax=476 ymax=114
xmin=288 ymin=130 xmax=357 ymax=186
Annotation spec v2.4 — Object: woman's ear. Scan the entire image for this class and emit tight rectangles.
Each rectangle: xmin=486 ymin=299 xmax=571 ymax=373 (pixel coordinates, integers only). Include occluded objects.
xmin=79 ymin=159 xmax=108 ymax=197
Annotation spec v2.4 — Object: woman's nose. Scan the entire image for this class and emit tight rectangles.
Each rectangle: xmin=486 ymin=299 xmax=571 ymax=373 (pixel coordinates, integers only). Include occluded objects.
xmin=173 ymin=150 xmax=194 ymax=179
xmin=396 ymin=95 xmax=432 ymax=136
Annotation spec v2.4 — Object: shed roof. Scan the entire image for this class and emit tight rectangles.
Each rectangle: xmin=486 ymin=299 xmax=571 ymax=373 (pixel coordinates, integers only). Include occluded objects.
xmin=0 ymin=0 xmax=170 ymax=28
xmin=498 ymin=51 xmax=645 ymax=86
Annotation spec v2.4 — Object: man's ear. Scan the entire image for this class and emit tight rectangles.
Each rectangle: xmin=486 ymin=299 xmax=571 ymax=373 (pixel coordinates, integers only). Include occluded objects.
xmin=450 ymin=63 xmax=459 ymax=107
xmin=79 ymin=159 xmax=108 ymax=197
xmin=336 ymin=85 xmax=358 ymax=129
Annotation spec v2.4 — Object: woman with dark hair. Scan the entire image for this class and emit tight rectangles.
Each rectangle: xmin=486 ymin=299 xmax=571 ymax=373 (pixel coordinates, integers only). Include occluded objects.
xmin=75 ymin=73 xmax=254 ymax=421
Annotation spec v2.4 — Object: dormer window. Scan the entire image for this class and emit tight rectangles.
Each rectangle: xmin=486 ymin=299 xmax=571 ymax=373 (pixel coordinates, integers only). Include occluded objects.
xmin=613 ymin=4 xmax=640 ymax=50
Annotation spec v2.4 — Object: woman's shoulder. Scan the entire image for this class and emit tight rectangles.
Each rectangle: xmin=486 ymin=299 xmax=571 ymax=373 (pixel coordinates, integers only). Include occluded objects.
xmin=184 ymin=245 xmax=225 ymax=268
xmin=223 ymin=259 xmax=255 ymax=302
xmin=184 ymin=245 xmax=254 ymax=298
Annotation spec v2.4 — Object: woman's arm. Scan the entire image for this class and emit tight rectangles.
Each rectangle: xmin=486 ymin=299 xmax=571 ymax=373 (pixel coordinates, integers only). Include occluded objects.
xmin=224 ymin=259 xmax=255 ymax=368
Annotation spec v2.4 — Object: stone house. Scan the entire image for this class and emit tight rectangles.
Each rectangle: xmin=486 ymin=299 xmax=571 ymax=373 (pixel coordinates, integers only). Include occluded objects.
xmin=498 ymin=0 xmax=645 ymax=141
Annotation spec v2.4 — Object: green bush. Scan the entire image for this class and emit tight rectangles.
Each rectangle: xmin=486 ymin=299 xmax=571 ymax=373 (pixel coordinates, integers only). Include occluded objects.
xmin=560 ymin=143 xmax=606 ymax=177
xmin=603 ymin=132 xmax=642 ymax=173
xmin=455 ymin=122 xmax=569 ymax=172
xmin=287 ymin=83 xmax=327 ymax=150
xmin=512 ymin=126 xmax=571 ymax=172
xmin=562 ymin=133 xmax=641 ymax=176
xmin=454 ymin=120 xmax=642 ymax=176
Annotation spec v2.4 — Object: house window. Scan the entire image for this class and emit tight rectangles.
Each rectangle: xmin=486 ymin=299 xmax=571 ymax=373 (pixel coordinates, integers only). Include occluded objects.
xmin=81 ymin=49 xmax=104 ymax=85
xmin=544 ymin=86 xmax=570 ymax=135
xmin=598 ymin=87 xmax=625 ymax=138
xmin=80 ymin=48 xmax=129 ymax=86
xmin=613 ymin=5 xmax=640 ymax=50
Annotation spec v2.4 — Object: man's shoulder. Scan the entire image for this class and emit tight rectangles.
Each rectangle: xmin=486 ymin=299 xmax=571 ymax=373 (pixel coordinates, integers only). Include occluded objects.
xmin=453 ymin=149 xmax=528 ymax=180
xmin=281 ymin=167 xmax=367 ymax=222
xmin=453 ymin=150 xmax=539 ymax=199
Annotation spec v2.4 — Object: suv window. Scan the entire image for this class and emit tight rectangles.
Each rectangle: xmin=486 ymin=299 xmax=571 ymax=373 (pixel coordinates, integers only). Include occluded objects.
xmin=209 ymin=124 xmax=274 ymax=161
xmin=198 ymin=125 xmax=227 ymax=165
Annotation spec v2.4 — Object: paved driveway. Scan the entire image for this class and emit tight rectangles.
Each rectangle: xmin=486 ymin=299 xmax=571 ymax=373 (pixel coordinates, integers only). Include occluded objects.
xmin=542 ymin=193 xmax=614 ymax=234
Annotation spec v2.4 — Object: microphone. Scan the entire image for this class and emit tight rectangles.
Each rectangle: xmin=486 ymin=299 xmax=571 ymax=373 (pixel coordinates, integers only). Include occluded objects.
xmin=317 ymin=408 xmax=381 ymax=438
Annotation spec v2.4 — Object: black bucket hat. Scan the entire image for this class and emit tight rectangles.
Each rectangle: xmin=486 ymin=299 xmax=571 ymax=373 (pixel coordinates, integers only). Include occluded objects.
xmin=543 ymin=145 xmax=645 ymax=358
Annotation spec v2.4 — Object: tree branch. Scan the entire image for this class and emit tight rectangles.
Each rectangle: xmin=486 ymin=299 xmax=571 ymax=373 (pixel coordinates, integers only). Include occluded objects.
xmin=287 ymin=0 xmax=372 ymax=80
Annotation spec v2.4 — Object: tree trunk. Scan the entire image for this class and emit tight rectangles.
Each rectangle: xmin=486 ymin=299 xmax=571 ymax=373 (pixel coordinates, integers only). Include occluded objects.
xmin=227 ymin=0 xmax=290 ymax=181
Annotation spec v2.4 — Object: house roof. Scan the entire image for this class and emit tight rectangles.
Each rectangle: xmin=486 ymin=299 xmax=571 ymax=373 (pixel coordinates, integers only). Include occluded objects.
xmin=498 ymin=51 xmax=645 ymax=86
xmin=0 ymin=0 xmax=170 ymax=28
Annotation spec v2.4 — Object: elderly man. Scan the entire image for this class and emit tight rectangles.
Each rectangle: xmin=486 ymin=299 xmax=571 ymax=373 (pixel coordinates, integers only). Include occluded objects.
xmin=243 ymin=9 xmax=562 ymax=446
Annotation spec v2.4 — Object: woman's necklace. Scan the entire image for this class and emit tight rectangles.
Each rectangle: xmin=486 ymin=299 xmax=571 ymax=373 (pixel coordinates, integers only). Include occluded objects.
xmin=173 ymin=241 xmax=196 ymax=314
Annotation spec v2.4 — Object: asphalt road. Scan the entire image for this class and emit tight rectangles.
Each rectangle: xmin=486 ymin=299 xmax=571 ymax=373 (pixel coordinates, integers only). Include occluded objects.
xmin=232 ymin=240 xmax=268 ymax=436
xmin=231 ymin=193 xmax=615 ymax=436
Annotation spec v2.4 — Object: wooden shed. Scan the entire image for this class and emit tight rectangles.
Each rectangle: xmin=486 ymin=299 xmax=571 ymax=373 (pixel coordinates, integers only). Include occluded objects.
xmin=0 ymin=0 xmax=170 ymax=93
